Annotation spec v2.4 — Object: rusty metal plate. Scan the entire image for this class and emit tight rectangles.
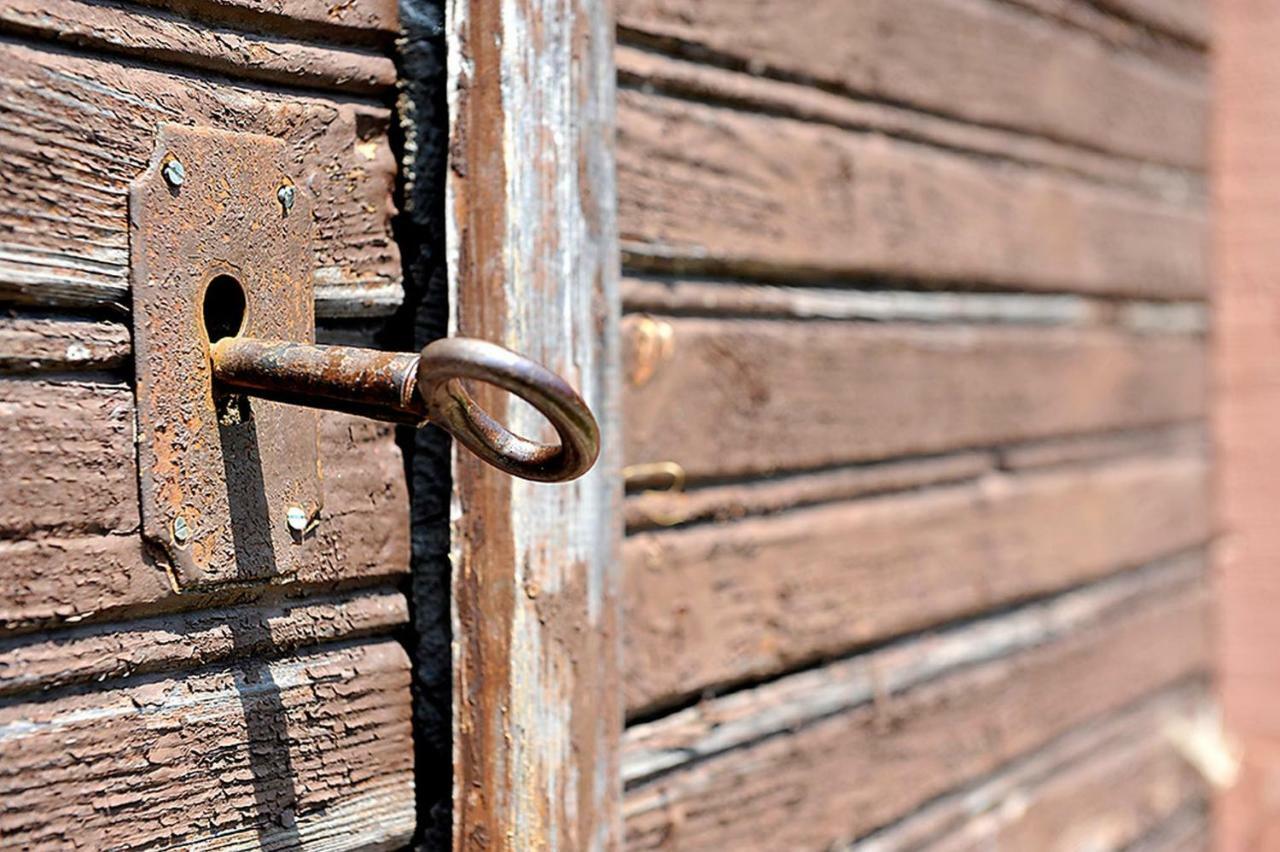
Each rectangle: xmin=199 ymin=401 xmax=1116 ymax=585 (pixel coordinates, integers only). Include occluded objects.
xmin=130 ymin=124 xmax=322 ymax=589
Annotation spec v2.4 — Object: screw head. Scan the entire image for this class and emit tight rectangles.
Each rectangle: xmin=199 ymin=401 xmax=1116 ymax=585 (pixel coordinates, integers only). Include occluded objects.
xmin=172 ymin=515 xmax=192 ymax=543
xmin=162 ymin=157 xmax=185 ymax=188
xmin=277 ymin=183 xmax=295 ymax=213
xmin=286 ymin=505 xmax=308 ymax=533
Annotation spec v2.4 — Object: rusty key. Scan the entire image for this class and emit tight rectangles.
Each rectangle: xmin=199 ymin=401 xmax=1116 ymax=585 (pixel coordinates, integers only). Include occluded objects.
xmin=209 ymin=336 xmax=600 ymax=483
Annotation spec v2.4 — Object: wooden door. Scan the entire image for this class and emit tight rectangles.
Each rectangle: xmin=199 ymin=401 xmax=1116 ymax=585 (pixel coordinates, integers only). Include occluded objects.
xmin=0 ymin=0 xmax=620 ymax=849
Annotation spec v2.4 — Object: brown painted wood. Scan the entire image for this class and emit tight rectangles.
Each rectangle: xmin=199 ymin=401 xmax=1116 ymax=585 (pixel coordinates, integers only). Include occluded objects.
xmin=626 ymin=450 xmax=993 ymax=533
xmin=624 ymin=316 xmax=1205 ymax=482
xmin=0 ymin=315 xmax=130 ymax=373
xmin=0 ymin=640 xmax=414 ymax=849
xmin=625 ymin=454 xmax=1209 ymax=713
xmin=854 ymin=686 xmax=1209 ymax=851
xmin=618 ymin=91 xmax=1207 ymax=296
xmin=0 ymin=39 xmax=401 ymax=317
xmin=623 ymin=562 xmax=1209 ymax=849
xmin=617 ymin=0 xmax=1207 ymax=168
xmin=615 ymin=46 xmax=1205 ymax=197
xmin=0 ymin=393 xmax=409 ymax=632
xmin=446 ymin=0 xmax=621 ymax=846
xmin=0 ymin=0 xmax=396 ymax=93
xmin=127 ymin=0 xmax=399 ymax=38
xmin=0 ymin=586 xmax=406 ymax=697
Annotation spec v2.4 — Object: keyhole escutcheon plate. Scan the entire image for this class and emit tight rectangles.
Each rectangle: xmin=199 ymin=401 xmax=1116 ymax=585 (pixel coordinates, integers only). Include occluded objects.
xmin=130 ymin=124 xmax=323 ymax=589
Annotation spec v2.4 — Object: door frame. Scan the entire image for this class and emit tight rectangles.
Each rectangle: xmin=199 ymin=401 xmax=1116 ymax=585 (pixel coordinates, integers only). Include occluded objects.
xmin=444 ymin=0 xmax=622 ymax=846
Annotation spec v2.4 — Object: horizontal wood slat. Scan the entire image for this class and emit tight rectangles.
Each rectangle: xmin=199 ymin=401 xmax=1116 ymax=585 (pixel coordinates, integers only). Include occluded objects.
xmin=615 ymin=47 xmax=1205 ymax=198
xmin=0 ymin=379 xmax=137 ymax=538
xmin=854 ymin=687 xmax=1208 ymax=851
xmin=624 ymin=317 xmax=1205 ymax=481
xmin=619 ymin=92 xmax=1207 ymax=296
xmin=0 ymin=639 xmax=414 ymax=850
xmin=617 ymin=0 xmax=1207 ymax=167
xmin=0 ymin=586 xmax=407 ymax=697
xmin=0 ymin=39 xmax=401 ymax=316
xmin=0 ymin=382 xmax=409 ymax=632
xmin=623 ymin=563 xmax=1209 ymax=849
xmin=0 ymin=0 xmax=397 ymax=94
xmin=625 ymin=454 xmax=1208 ymax=713
xmin=1073 ymin=0 xmax=1209 ymax=46
xmin=0 ymin=315 xmax=131 ymax=373
xmin=129 ymin=0 xmax=399 ymax=38
xmin=626 ymin=450 xmax=992 ymax=533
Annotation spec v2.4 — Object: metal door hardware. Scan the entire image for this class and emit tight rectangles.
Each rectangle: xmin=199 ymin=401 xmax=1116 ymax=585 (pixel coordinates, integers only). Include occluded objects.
xmin=130 ymin=125 xmax=598 ymax=590
xmin=208 ymin=337 xmax=599 ymax=483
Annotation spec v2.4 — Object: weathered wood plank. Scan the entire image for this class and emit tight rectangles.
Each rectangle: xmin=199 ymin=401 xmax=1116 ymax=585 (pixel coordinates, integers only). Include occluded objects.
xmin=0 ymin=640 xmax=414 ymax=850
xmin=997 ymin=423 xmax=1204 ymax=471
xmin=625 ymin=455 xmax=1208 ymax=713
xmin=0 ymin=39 xmax=401 ymax=316
xmin=622 ymin=277 xmax=1095 ymax=325
xmin=0 ymin=378 xmax=137 ymax=538
xmin=0 ymin=314 xmax=131 ymax=373
xmin=0 ymin=586 xmax=406 ymax=697
xmin=617 ymin=0 xmax=1207 ymax=168
xmin=619 ymin=92 xmax=1207 ymax=296
xmin=624 ymin=317 xmax=1206 ymax=481
xmin=0 ymin=0 xmax=396 ymax=94
xmin=446 ymin=0 xmax=622 ymax=846
xmin=0 ymin=401 xmax=408 ymax=632
xmin=626 ymin=450 xmax=992 ymax=533
xmin=1066 ymin=0 xmax=1209 ymax=46
xmin=853 ymin=686 xmax=1209 ymax=851
xmin=623 ymin=564 xmax=1209 ymax=849
xmin=129 ymin=0 xmax=399 ymax=38
xmin=616 ymin=46 xmax=1205 ymax=198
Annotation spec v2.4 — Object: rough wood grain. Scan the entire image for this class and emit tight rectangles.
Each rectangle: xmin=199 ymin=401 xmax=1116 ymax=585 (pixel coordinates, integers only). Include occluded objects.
xmin=127 ymin=0 xmax=398 ymax=39
xmin=0 ymin=640 xmax=414 ymax=850
xmin=0 ymin=402 xmax=409 ymax=632
xmin=619 ymin=91 xmax=1207 ymax=296
xmin=0 ymin=586 xmax=406 ymax=697
xmin=0 ymin=0 xmax=396 ymax=94
xmin=625 ymin=455 xmax=1209 ymax=713
xmin=622 ymin=277 xmax=1094 ymax=324
xmin=616 ymin=0 xmax=1207 ymax=168
xmin=626 ymin=450 xmax=992 ymax=533
xmin=616 ymin=45 xmax=1205 ymax=198
xmin=624 ymin=317 xmax=1206 ymax=481
xmin=446 ymin=0 xmax=621 ymax=846
xmin=1213 ymin=2 xmax=1280 ymax=847
xmin=853 ymin=686 xmax=1209 ymax=851
xmin=0 ymin=314 xmax=130 ymax=373
xmin=1081 ymin=0 xmax=1210 ymax=45
xmin=0 ymin=378 xmax=137 ymax=538
xmin=0 ymin=39 xmax=401 ymax=317
xmin=622 ymin=565 xmax=1209 ymax=849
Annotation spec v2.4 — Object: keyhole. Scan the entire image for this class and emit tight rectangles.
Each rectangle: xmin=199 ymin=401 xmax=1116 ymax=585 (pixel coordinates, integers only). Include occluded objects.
xmin=203 ymin=274 xmax=247 ymax=343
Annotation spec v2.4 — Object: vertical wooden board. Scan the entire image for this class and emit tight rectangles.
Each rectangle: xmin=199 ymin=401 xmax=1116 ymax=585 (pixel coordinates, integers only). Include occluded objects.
xmin=446 ymin=0 xmax=621 ymax=848
xmin=1214 ymin=0 xmax=1280 ymax=846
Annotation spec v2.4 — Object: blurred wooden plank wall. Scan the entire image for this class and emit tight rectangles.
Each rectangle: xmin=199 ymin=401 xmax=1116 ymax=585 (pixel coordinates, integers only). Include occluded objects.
xmin=616 ymin=1 xmax=1214 ymax=848
xmin=0 ymin=2 xmax=417 ymax=847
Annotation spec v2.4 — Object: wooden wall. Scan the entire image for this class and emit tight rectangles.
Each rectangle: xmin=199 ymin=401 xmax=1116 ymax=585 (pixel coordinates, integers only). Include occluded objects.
xmin=615 ymin=1 xmax=1215 ymax=848
xmin=0 ymin=2 xmax=417 ymax=847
